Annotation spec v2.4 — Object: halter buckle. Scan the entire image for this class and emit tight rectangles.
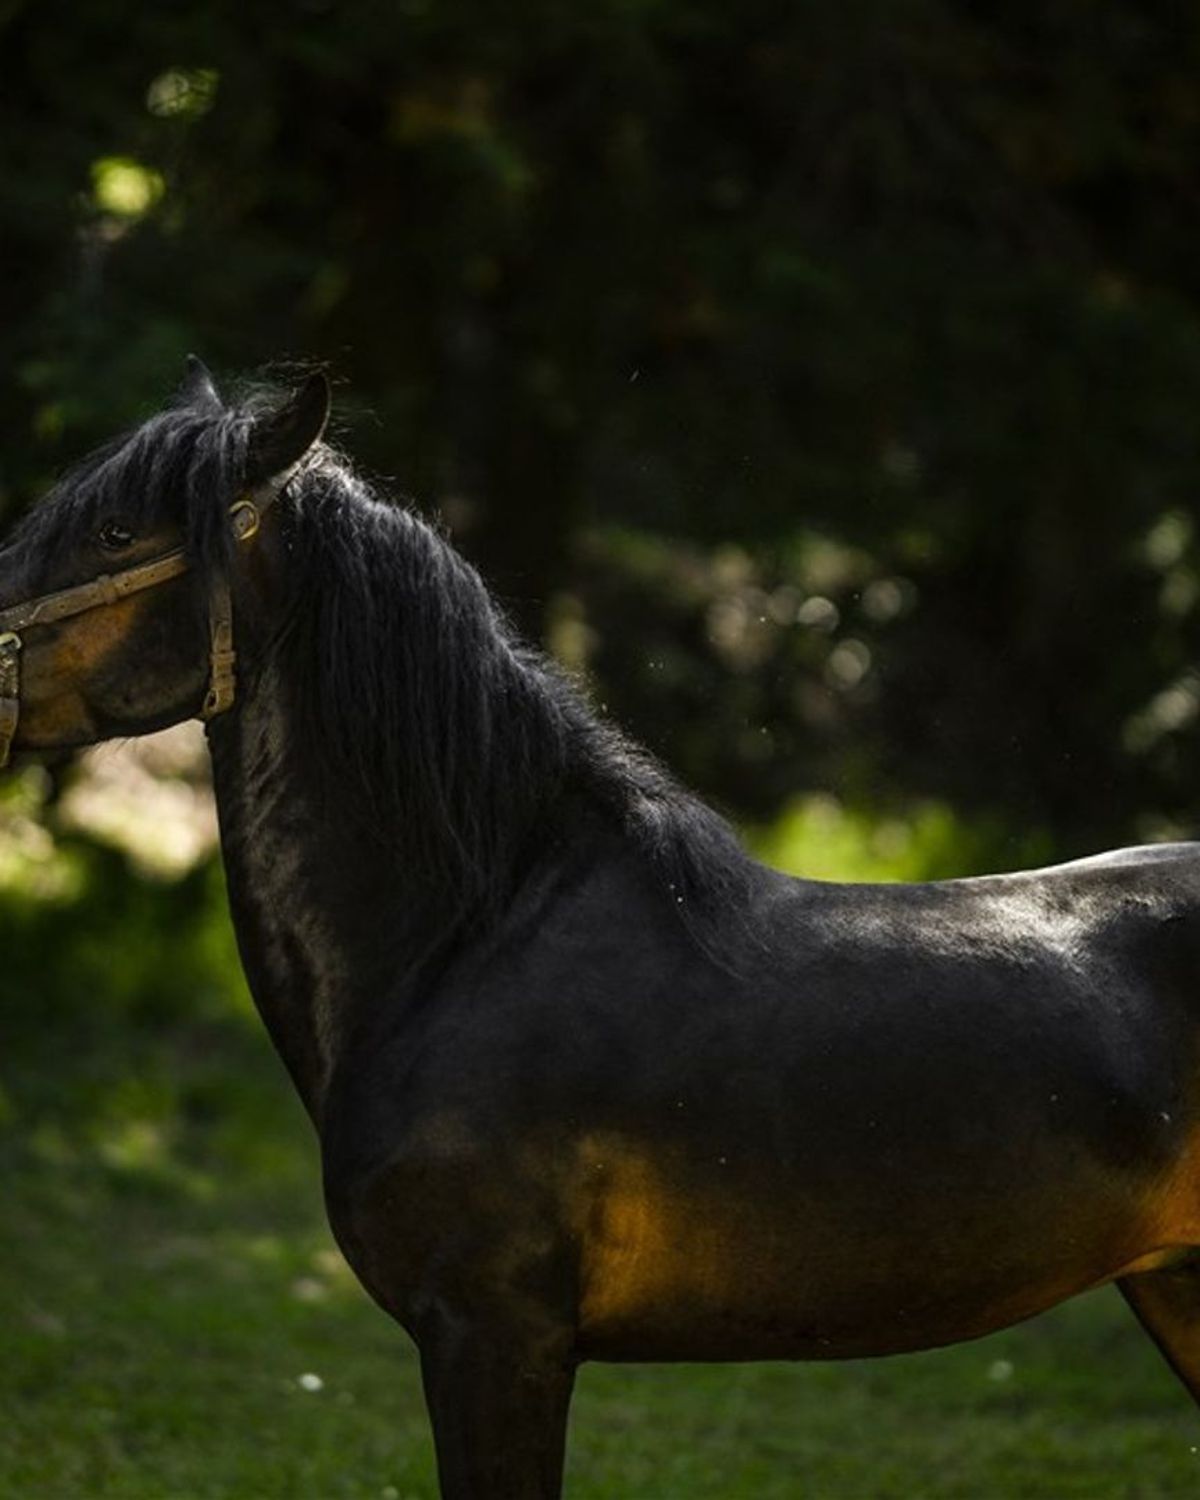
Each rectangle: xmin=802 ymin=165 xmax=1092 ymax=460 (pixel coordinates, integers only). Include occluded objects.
xmin=229 ymin=498 xmax=261 ymax=542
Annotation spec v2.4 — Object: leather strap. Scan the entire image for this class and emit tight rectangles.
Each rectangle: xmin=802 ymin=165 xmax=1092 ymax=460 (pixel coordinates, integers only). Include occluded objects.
xmin=202 ymin=574 xmax=236 ymax=719
xmin=0 ymin=635 xmax=21 ymax=770
xmin=0 ymin=549 xmax=190 ymax=635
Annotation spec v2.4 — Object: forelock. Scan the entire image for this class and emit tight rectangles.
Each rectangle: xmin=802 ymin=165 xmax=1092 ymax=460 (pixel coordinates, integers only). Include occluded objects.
xmin=7 ymin=390 xmax=261 ymax=576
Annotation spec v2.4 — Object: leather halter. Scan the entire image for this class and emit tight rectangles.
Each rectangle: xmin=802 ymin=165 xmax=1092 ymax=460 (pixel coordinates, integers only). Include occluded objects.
xmin=0 ymin=473 xmax=292 ymax=769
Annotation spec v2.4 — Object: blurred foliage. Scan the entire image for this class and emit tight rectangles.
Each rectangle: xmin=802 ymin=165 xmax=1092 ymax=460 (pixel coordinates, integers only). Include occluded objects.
xmin=7 ymin=11 xmax=1200 ymax=1470
xmin=748 ymin=792 xmax=1053 ymax=883
xmin=5 ymin=2 xmax=1200 ymax=848
xmin=0 ymin=767 xmax=255 ymax=1177
xmin=0 ymin=772 xmax=240 ymax=1039
xmin=8 ymin=13 xmax=1200 ymax=1481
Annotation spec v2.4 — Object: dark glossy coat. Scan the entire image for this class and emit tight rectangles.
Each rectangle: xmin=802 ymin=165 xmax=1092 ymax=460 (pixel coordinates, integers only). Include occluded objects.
xmin=4 ymin=365 xmax=1200 ymax=1497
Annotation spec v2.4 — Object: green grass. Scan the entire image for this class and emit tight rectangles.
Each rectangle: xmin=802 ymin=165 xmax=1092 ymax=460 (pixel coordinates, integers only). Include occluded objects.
xmin=4 ymin=1012 xmax=1200 ymax=1499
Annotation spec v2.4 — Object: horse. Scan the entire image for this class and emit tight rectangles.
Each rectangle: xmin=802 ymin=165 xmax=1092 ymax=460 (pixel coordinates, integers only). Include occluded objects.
xmin=2 ymin=357 xmax=1199 ymax=1497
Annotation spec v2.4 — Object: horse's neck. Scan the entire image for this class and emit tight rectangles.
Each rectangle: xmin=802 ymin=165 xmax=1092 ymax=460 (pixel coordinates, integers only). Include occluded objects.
xmin=206 ymin=674 xmax=403 ymax=1124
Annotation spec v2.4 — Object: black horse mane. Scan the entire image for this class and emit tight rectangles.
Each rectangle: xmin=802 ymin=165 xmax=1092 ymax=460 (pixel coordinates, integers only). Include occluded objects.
xmin=28 ymin=383 xmax=754 ymax=969
xmin=273 ymin=449 xmax=755 ymax=968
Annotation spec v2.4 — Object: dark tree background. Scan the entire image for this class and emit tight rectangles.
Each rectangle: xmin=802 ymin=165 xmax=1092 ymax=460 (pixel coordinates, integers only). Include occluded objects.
xmin=5 ymin=0 xmax=1200 ymax=857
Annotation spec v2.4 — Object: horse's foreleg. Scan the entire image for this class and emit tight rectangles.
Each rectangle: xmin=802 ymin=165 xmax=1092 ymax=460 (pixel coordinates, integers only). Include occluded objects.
xmin=1119 ymin=1261 xmax=1200 ymax=1403
xmin=417 ymin=1315 xmax=576 ymax=1500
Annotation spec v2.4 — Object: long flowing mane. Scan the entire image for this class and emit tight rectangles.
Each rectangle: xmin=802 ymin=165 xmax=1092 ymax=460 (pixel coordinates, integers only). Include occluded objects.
xmin=271 ymin=445 xmax=754 ymax=968
xmin=22 ymin=383 xmax=754 ymax=971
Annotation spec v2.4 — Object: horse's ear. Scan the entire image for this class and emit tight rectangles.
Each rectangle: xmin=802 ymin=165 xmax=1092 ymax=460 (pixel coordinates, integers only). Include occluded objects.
xmin=179 ymin=354 xmax=222 ymax=409
xmin=245 ymin=373 xmax=331 ymax=485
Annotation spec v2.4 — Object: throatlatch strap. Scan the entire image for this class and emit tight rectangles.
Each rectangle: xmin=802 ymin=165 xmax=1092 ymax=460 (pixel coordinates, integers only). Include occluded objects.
xmin=198 ymin=493 xmax=263 ymax=718
xmin=201 ymin=575 xmax=236 ymax=720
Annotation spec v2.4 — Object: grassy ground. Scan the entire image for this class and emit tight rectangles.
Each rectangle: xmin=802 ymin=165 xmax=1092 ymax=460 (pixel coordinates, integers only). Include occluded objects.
xmin=3 ymin=809 xmax=1200 ymax=1497
xmin=5 ymin=982 xmax=1200 ymax=1497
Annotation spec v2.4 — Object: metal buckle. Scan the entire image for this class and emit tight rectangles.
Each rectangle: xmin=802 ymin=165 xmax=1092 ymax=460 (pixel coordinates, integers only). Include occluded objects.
xmin=0 ymin=631 xmax=22 ymax=653
xmin=229 ymin=498 xmax=261 ymax=542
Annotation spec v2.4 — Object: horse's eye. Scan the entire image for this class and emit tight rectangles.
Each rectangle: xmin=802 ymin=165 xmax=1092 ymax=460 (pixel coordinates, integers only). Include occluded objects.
xmin=97 ymin=522 xmax=136 ymax=552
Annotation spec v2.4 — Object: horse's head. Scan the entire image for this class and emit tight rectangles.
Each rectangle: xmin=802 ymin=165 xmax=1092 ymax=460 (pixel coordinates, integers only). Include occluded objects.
xmin=0 ymin=358 xmax=330 ymax=761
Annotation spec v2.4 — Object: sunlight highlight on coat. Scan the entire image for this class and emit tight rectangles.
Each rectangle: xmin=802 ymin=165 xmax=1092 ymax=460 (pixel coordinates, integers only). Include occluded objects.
xmin=1138 ymin=1121 xmax=1200 ymax=1253
xmin=576 ymin=1136 xmax=734 ymax=1340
